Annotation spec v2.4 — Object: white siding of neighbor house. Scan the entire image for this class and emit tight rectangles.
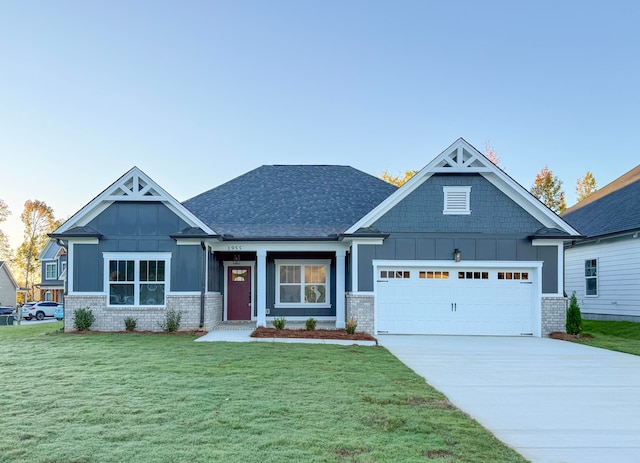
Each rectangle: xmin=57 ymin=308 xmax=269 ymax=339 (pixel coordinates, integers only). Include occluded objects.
xmin=0 ymin=267 xmax=17 ymax=307
xmin=565 ymin=236 xmax=640 ymax=320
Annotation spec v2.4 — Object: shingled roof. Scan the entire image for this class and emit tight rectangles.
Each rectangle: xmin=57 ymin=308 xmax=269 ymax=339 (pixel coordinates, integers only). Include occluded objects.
xmin=182 ymin=165 xmax=397 ymax=239
xmin=562 ymin=165 xmax=640 ymax=238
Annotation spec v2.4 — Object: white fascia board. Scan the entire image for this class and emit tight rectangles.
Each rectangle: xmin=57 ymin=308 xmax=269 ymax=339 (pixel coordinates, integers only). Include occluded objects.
xmin=342 ymin=237 xmax=386 ymax=246
xmin=483 ymin=173 xmax=580 ymax=235
xmin=210 ymin=241 xmax=350 ymax=253
xmin=55 ymin=167 xmax=218 ymax=236
xmin=67 ymin=237 xmax=100 ymax=245
xmin=37 ymin=239 xmax=55 ymax=261
xmin=532 ymin=239 xmax=565 ymax=247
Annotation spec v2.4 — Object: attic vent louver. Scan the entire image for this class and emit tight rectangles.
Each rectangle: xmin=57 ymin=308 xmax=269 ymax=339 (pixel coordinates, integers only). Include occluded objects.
xmin=443 ymin=186 xmax=471 ymax=215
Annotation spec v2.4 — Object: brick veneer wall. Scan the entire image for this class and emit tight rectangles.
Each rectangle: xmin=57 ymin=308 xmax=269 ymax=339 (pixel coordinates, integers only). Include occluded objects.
xmin=64 ymin=293 xmax=222 ymax=332
xmin=542 ymin=296 xmax=567 ymax=336
xmin=346 ymin=293 xmax=375 ymax=334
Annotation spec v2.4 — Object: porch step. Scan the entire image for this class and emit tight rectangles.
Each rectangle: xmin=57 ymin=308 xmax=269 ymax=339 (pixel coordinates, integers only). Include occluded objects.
xmin=212 ymin=321 xmax=257 ymax=331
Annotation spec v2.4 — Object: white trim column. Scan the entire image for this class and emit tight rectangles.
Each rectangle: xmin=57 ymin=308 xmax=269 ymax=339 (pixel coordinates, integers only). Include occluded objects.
xmin=335 ymin=249 xmax=346 ymax=328
xmin=351 ymin=243 xmax=358 ymax=292
xmin=256 ymin=249 xmax=267 ymax=327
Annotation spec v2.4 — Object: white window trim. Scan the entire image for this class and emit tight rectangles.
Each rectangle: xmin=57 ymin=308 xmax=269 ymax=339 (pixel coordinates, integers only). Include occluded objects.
xmin=443 ymin=186 xmax=471 ymax=215
xmin=585 ymin=258 xmax=598 ymax=297
xmin=103 ymin=252 xmax=172 ymax=307
xmin=45 ymin=262 xmax=58 ymax=280
xmin=275 ymin=259 xmax=331 ymax=308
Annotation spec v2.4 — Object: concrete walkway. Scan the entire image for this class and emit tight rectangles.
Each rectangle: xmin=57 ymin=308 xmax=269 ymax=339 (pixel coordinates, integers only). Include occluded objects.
xmin=378 ymin=335 xmax=640 ymax=463
xmin=195 ymin=329 xmax=377 ymax=346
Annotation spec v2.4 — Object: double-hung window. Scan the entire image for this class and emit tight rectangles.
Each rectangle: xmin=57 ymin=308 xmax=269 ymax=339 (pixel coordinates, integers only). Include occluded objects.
xmin=45 ymin=262 xmax=58 ymax=280
xmin=105 ymin=253 xmax=170 ymax=306
xmin=585 ymin=259 xmax=597 ymax=296
xmin=275 ymin=260 xmax=330 ymax=307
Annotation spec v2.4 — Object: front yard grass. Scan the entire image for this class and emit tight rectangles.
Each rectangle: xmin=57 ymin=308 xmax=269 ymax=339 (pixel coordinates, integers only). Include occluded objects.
xmin=577 ymin=319 xmax=640 ymax=356
xmin=0 ymin=323 xmax=526 ymax=463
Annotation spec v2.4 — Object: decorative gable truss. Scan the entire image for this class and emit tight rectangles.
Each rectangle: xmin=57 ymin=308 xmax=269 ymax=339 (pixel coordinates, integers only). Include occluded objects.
xmin=346 ymin=138 xmax=580 ymax=235
xmin=432 ymin=143 xmax=491 ymax=172
xmin=54 ymin=167 xmax=217 ymax=236
xmin=106 ymin=172 xmax=168 ymax=201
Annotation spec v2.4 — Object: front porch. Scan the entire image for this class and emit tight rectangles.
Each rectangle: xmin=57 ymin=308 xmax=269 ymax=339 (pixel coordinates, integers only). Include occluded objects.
xmin=209 ymin=244 xmax=349 ymax=328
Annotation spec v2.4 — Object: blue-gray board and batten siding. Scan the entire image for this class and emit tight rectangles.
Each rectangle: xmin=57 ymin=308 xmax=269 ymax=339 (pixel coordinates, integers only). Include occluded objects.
xmin=356 ymin=174 xmax=558 ymax=293
xmin=72 ymin=202 xmax=203 ymax=293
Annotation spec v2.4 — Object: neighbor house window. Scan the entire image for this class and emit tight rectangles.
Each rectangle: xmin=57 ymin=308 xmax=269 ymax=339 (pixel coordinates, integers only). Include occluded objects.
xmin=585 ymin=259 xmax=597 ymax=296
xmin=45 ymin=262 xmax=58 ymax=280
xmin=275 ymin=260 xmax=330 ymax=307
xmin=443 ymin=186 xmax=471 ymax=215
xmin=104 ymin=253 xmax=170 ymax=306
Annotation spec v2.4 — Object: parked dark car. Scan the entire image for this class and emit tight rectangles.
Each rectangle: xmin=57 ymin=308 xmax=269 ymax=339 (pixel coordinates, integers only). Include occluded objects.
xmin=0 ymin=307 xmax=14 ymax=315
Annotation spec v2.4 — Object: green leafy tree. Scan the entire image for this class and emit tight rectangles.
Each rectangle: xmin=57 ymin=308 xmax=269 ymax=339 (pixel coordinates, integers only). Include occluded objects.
xmin=379 ymin=170 xmax=418 ymax=187
xmin=576 ymin=171 xmax=598 ymax=203
xmin=14 ymin=200 xmax=57 ymax=301
xmin=566 ymin=292 xmax=583 ymax=335
xmin=531 ymin=166 xmax=566 ymax=213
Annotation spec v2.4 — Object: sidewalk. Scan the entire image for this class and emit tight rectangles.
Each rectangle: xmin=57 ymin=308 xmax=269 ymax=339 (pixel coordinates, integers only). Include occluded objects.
xmin=195 ymin=329 xmax=377 ymax=346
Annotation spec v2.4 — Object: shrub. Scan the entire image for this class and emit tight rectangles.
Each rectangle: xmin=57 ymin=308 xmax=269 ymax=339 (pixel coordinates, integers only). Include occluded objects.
xmin=124 ymin=316 xmax=137 ymax=332
xmin=345 ymin=317 xmax=357 ymax=335
xmin=158 ymin=309 xmax=182 ymax=333
xmin=272 ymin=317 xmax=286 ymax=330
xmin=73 ymin=307 xmax=95 ymax=331
xmin=566 ymin=292 xmax=583 ymax=335
xmin=305 ymin=317 xmax=317 ymax=331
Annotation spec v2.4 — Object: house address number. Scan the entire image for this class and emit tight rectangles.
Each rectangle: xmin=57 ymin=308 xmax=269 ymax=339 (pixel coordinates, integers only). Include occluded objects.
xmin=227 ymin=245 xmax=243 ymax=251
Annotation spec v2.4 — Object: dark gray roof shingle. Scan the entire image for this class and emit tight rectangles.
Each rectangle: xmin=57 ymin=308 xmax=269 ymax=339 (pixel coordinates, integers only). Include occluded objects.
xmin=182 ymin=165 xmax=397 ymax=239
xmin=562 ymin=165 xmax=640 ymax=237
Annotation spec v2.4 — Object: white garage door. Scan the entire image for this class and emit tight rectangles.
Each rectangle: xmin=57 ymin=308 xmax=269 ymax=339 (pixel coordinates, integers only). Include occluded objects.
xmin=376 ymin=265 xmax=538 ymax=336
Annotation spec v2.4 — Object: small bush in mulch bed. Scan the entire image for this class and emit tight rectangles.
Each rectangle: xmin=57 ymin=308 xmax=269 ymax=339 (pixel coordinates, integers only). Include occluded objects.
xmin=251 ymin=326 xmax=376 ymax=341
xmin=548 ymin=331 xmax=592 ymax=342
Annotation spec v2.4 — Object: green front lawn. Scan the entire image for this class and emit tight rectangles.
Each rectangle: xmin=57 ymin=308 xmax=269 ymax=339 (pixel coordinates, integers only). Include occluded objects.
xmin=577 ymin=319 xmax=640 ymax=356
xmin=0 ymin=323 xmax=526 ymax=463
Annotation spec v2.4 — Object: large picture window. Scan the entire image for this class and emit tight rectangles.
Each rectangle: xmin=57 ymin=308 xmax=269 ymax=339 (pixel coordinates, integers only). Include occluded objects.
xmin=585 ymin=259 xmax=597 ymax=296
xmin=275 ymin=260 xmax=330 ymax=307
xmin=105 ymin=253 xmax=170 ymax=306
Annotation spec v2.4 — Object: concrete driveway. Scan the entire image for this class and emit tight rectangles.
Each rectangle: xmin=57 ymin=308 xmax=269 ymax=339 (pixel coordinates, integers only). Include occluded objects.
xmin=378 ymin=335 xmax=640 ymax=463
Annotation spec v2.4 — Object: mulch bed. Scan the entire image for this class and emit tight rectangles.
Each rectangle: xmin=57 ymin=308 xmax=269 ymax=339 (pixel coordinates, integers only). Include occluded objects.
xmin=251 ymin=326 xmax=377 ymax=341
xmin=548 ymin=331 xmax=593 ymax=342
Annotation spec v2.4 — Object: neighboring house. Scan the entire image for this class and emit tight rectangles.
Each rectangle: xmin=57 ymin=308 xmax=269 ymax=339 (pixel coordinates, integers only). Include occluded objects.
xmin=35 ymin=240 xmax=67 ymax=303
xmin=563 ymin=165 xmax=640 ymax=321
xmin=0 ymin=261 xmax=19 ymax=308
xmin=51 ymin=138 xmax=580 ymax=336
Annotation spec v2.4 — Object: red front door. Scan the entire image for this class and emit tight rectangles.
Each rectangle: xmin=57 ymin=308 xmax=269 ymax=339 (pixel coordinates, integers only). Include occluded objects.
xmin=227 ymin=266 xmax=252 ymax=320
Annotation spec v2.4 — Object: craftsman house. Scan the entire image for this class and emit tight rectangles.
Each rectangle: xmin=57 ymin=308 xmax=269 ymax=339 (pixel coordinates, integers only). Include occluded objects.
xmin=51 ymin=139 xmax=580 ymax=336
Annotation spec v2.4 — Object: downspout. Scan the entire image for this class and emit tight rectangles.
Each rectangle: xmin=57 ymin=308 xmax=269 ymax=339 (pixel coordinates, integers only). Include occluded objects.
xmin=199 ymin=241 xmax=206 ymax=329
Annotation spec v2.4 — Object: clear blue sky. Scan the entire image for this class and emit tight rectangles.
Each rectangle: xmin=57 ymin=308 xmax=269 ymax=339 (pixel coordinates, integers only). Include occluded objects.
xmin=1 ymin=1 xmax=639 ymax=248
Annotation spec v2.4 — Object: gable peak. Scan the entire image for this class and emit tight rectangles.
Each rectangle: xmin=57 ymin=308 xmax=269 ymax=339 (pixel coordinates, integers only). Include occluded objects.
xmin=105 ymin=167 xmax=167 ymax=201
xmin=433 ymin=139 xmax=492 ymax=172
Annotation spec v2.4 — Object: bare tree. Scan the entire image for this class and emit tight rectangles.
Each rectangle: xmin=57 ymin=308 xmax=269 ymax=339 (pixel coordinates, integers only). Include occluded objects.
xmin=0 ymin=199 xmax=11 ymax=261
xmin=484 ymin=141 xmax=500 ymax=166
xmin=531 ymin=166 xmax=566 ymax=213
